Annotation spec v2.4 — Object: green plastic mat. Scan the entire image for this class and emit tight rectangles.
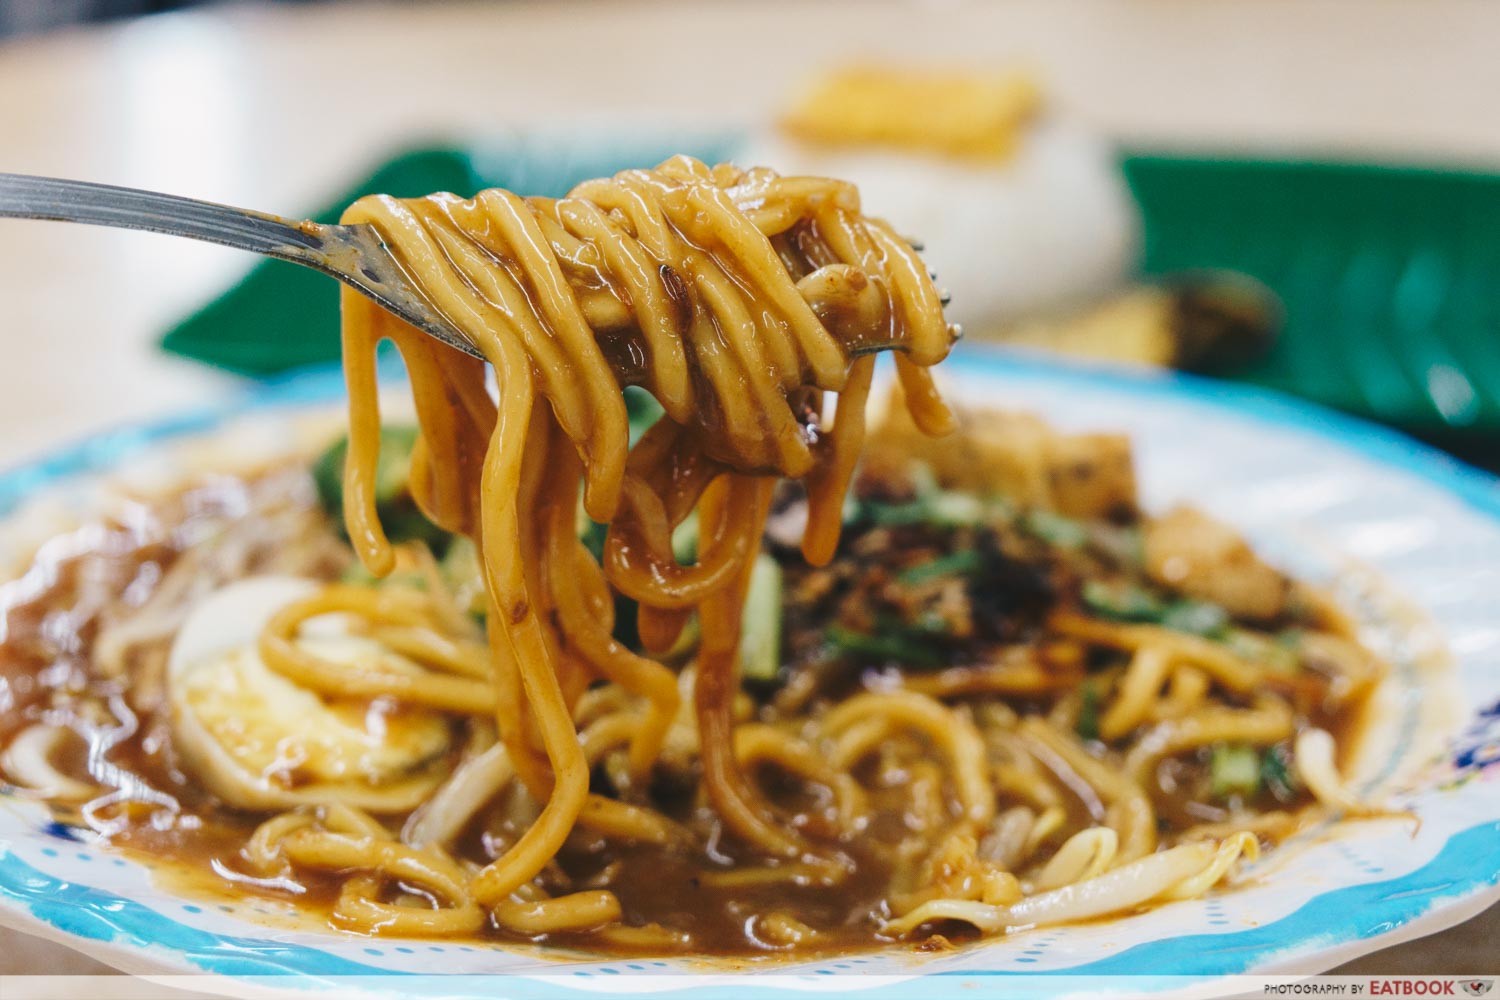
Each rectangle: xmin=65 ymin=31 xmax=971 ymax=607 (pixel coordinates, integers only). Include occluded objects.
xmin=162 ymin=140 xmax=1500 ymax=454
xmin=1124 ymin=156 xmax=1500 ymax=444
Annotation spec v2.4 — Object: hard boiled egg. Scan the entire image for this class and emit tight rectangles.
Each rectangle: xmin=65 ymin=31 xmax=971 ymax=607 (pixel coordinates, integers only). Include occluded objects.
xmin=166 ymin=576 xmax=452 ymax=813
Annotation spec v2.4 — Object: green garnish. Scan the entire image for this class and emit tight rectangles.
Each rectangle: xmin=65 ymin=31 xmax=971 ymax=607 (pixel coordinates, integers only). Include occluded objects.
xmin=825 ymin=626 xmax=944 ymax=668
xmin=312 ymin=426 xmax=451 ymax=553
xmin=737 ymin=554 xmax=783 ymax=683
xmin=313 ymin=425 xmax=418 ymax=512
xmin=1076 ymin=685 xmax=1101 ymax=741
xmin=909 ymin=462 xmax=942 ymax=499
xmin=1081 ymin=581 xmax=1229 ymax=638
xmin=1260 ymin=743 xmax=1299 ymax=800
xmin=865 ymin=491 xmax=990 ymax=529
xmin=1160 ymin=600 xmax=1230 ymax=638
xmin=1210 ymin=744 xmax=1262 ymax=799
xmin=672 ymin=512 xmax=700 ymax=564
xmin=1222 ymin=628 xmax=1300 ymax=673
xmin=1020 ymin=509 xmax=1089 ymax=549
xmin=898 ymin=549 xmax=985 ymax=586
xmin=340 ymin=564 xmax=428 ymax=590
xmin=579 ymin=518 xmax=608 ymax=563
xmin=1081 ymin=580 xmax=1165 ymax=622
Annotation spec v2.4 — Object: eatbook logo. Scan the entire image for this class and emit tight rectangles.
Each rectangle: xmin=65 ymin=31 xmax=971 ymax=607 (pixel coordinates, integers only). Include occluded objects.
xmin=1461 ymin=982 xmax=1493 ymax=997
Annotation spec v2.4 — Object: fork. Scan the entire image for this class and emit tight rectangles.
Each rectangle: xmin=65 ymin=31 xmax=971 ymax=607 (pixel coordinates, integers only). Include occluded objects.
xmin=0 ymin=172 xmax=953 ymax=364
xmin=0 ymin=172 xmax=484 ymax=360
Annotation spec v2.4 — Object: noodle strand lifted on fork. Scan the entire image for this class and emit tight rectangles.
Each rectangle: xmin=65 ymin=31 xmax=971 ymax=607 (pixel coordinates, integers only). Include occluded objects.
xmin=332 ymin=156 xmax=957 ymax=925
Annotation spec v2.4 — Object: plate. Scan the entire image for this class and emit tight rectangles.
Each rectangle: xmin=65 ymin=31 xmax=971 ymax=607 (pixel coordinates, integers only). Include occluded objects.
xmin=1 ymin=349 xmax=1498 ymax=996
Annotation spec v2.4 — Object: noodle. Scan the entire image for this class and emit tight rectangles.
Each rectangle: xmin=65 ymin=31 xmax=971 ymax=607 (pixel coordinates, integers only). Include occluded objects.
xmin=335 ymin=158 xmax=954 ymax=928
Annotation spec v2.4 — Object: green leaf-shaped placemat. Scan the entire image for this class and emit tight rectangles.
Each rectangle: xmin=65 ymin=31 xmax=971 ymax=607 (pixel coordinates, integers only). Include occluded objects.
xmin=1124 ymin=156 xmax=1500 ymax=440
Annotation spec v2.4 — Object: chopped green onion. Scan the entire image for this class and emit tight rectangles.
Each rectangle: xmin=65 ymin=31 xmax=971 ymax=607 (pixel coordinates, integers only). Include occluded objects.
xmin=926 ymin=492 xmax=987 ymax=525
xmin=1160 ymin=600 xmax=1231 ymax=638
xmin=1076 ymin=685 xmax=1101 ymax=741
xmin=1223 ymin=629 xmax=1300 ymax=673
xmin=737 ymin=554 xmax=783 ymax=683
xmin=825 ymin=626 xmax=944 ymax=668
xmin=340 ymin=563 xmax=428 ymax=590
xmin=1260 ymin=743 xmax=1299 ymax=800
xmin=1081 ymin=581 xmax=1230 ymax=639
xmin=864 ymin=501 xmax=931 ymax=527
xmin=1090 ymin=524 xmax=1146 ymax=569
xmin=1210 ymin=744 xmax=1262 ymax=799
xmin=311 ymin=426 xmax=451 ymax=552
xmin=672 ymin=512 xmax=700 ymax=564
xmin=1021 ymin=509 xmax=1089 ymax=549
xmin=1081 ymin=580 xmax=1166 ymax=622
xmin=898 ymin=549 xmax=984 ymax=585
xmin=866 ymin=491 xmax=990 ymax=528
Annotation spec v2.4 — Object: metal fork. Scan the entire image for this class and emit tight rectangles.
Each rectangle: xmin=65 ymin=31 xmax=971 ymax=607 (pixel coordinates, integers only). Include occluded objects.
xmin=0 ymin=172 xmax=483 ymax=360
xmin=0 ymin=172 xmax=956 ymax=364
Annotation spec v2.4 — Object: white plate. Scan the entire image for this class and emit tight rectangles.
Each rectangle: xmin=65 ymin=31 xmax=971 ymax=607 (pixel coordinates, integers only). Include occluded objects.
xmin=1 ymin=349 xmax=1497 ymax=996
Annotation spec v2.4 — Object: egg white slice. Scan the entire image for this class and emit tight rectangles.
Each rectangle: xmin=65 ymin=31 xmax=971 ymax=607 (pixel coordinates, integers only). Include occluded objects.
xmin=167 ymin=576 xmax=452 ymax=813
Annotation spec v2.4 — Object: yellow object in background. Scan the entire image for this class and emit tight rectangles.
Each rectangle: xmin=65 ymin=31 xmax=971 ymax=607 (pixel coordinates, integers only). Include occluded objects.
xmin=753 ymin=64 xmax=1136 ymax=331
xmin=781 ymin=65 xmax=1043 ymax=159
xmin=998 ymin=275 xmax=1282 ymax=374
xmin=1003 ymin=289 xmax=1179 ymax=367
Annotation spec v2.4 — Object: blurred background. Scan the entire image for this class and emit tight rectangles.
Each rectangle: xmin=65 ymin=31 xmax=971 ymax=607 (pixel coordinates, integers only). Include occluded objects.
xmin=0 ymin=0 xmax=293 ymax=38
xmin=0 ymin=0 xmax=1495 ymax=977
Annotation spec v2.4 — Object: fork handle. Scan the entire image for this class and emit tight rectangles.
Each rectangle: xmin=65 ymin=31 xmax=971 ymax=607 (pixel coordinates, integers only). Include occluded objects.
xmin=0 ymin=172 xmax=327 ymax=263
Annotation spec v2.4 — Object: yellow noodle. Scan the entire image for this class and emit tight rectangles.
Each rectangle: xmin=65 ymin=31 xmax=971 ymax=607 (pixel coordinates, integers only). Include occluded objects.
xmin=734 ymin=723 xmax=869 ymax=836
xmin=824 ymin=690 xmax=996 ymax=828
xmin=258 ymin=586 xmax=496 ymax=713
xmin=1018 ymin=717 xmax=1157 ymax=863
xmin=1049 ymin=611 xmax=1263 ymax=692
xmin=1125 ymin=698 xmax=1295 ymax=785
xmin=755 ymin=911 xmax=822 ymax=948
xmin=697 ymin=861 xmax=850 ymax=890
xmin=492 ymin=890 xmax=623 ymax=936
xmin=334 ymin=873 xmax=486 ymax=937
xmin=1099 ymin=645 xmax=1173 ymax=740
xmin=1153 ymin=664 xmax=1211 ymax=721
xmin=333 ymin=159 xmax=952 ymax=924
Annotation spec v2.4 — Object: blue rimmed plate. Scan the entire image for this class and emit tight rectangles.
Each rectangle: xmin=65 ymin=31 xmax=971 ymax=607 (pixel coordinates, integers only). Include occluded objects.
xmin=0 ymin=348 xmax=1497 ymax=996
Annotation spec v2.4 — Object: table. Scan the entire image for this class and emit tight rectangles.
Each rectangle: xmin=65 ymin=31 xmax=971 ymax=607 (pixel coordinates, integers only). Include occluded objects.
xmin=0 ymin=0 xmax=1494 ymax=978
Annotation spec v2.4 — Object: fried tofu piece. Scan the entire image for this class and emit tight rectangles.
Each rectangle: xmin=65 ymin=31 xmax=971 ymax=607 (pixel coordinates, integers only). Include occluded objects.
xmin=869 ymin=401 xmax=1138 ymax=520
xmin=1143 ymin=506 xmax=1290 ymax=621
xmin=1044 ymin=432 xmax=1136 ymax=521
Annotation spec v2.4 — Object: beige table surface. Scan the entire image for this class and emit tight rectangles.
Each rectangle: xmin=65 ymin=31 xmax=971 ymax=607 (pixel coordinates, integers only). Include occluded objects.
xmin=0 ymin=0 xmax=1495 ymax=979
